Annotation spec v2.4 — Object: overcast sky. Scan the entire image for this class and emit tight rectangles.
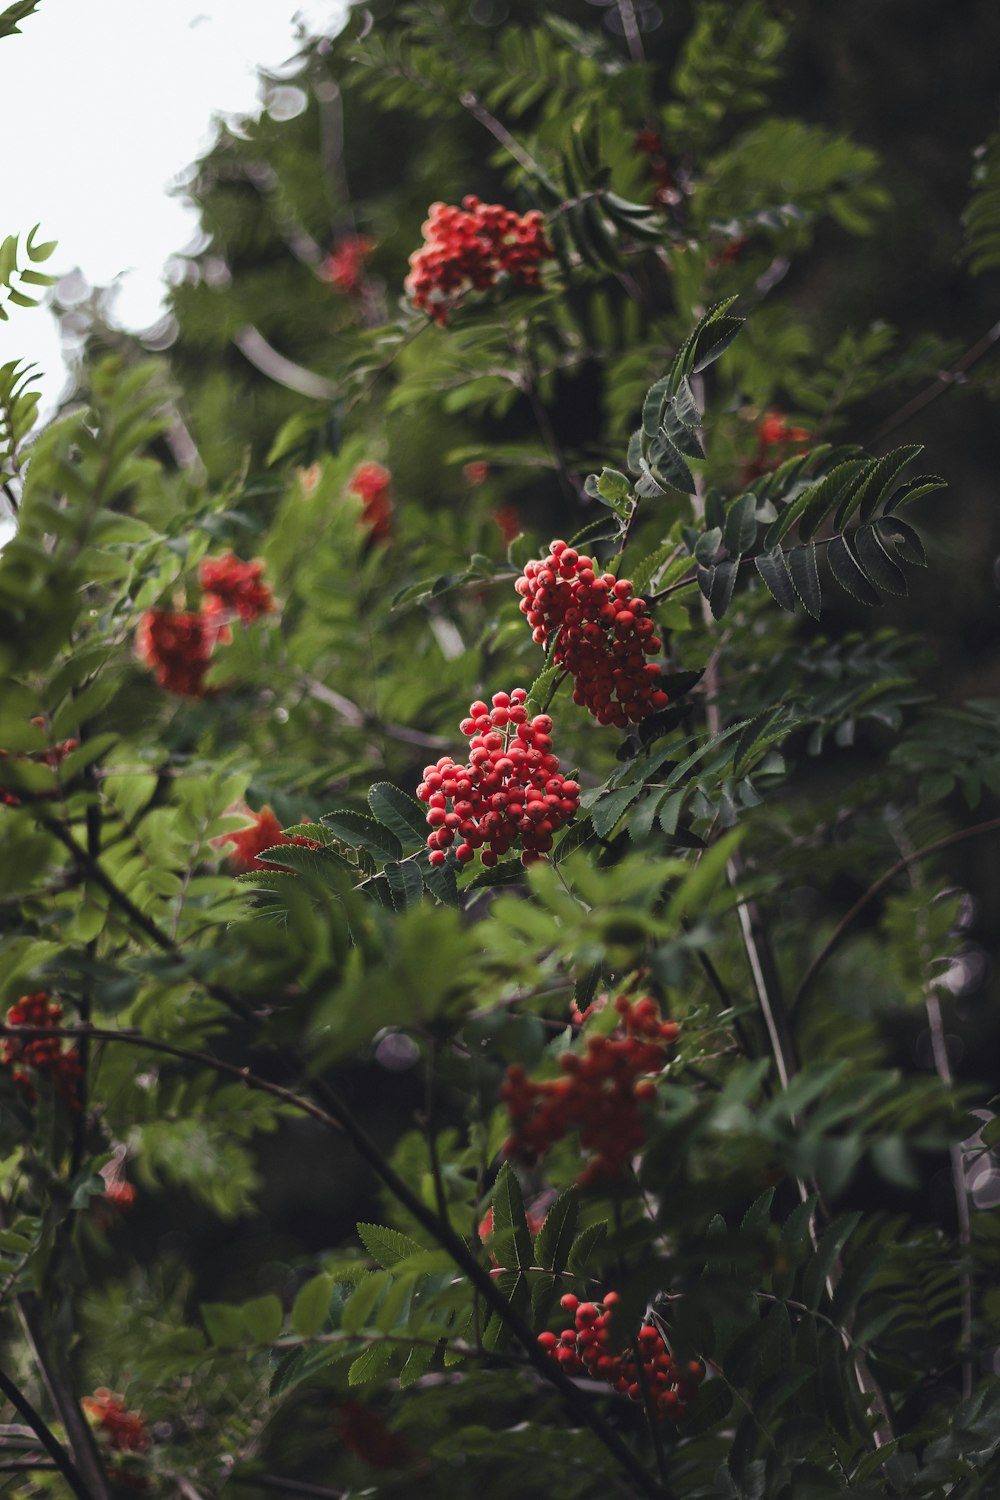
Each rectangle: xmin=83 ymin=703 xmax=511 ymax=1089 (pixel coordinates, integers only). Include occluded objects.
xmin=0 ymin=0 xmax=347 ymax=417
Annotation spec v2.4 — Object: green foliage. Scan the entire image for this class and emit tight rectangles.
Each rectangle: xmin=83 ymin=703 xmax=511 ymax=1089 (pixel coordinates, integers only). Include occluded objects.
xmin=0 ymin=4 xmax=994 ymax=1499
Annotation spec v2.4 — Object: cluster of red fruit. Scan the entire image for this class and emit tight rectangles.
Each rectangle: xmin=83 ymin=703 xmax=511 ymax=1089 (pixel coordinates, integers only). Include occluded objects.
xmin=347 ymin=462 xmax=393 ymax=542
xmin=0 ymin=720 xmax=80 ymax=807
xmin=322 ymin=233 xmax=376 ymax=295
xmin=516 ymin=542 xmax=668 ymax=727
xmin=539 ymin=1292 xmax=703 ymax=1421
xmin=1 ymin=993 xmax=81 ymax=1107
xmin=82 ymin=1389 xmax=149 ymax=1453
xmin=218 ymin=804 xmax=321 ymax=875
xmin=136 ymin=552 xmax=274 ymax=697
xmin=634 ymin=128 xmax=678 ymax=209
xmin=405 ymin=196 xmax=553 ymax=325
xmin=501 ymin=996 xmax=679 ymax=1184
xmin=742 ymin=410 xmax=812 ymax=483
xmin=417 ymin=690 xmax=580 ymax=869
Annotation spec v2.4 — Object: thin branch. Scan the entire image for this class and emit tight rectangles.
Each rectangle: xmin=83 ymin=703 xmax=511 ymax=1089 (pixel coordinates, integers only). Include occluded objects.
xmin=237 ymin=1477 xmax=345 ymax=1500
xmin=459 ymin=91 xmax=542 ymax=176
xmin=232 ymin=327 xmax=338 ymax=401
xmin=615 ymin=0 xmax=646 ymax=64
xmin=868 ymin=316 xmax=1000 ymax=448
xmin=790 ymin=817 xmax=1000 ymax=1018
xmin=0 ymin=1366 xmax=96 ymax=1500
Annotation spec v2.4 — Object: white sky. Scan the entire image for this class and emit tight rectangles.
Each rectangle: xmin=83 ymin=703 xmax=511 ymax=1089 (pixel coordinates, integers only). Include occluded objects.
xmin=0 ymin=0 xmax=348 ymax=416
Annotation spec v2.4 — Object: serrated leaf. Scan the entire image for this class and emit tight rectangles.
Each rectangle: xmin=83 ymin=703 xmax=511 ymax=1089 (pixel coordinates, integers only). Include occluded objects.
xmin=348 ymin=1343 xmax=392 ymax=1386
xmin=292 ymin=1274 xmax=335 ymax=1337
xmin=368 ymin=782 xmax=427 ymax=846
xmin=383 ymin=859 xmax=424 ymax=911
xmin=399 ymin=1343 xmax=436 ymax=1386
xmin=876 ymin=515 xmax=926 ymax=565
xmin=534 ymin=1190 xmax=578 ymax=1274
xmin=855 ymin=443 xmax=922 ymax=523
xmin=490 ymin=1162 xmax=533 ymax=1271
xmin=242 ymin=1294 xmax=283 ymax=1344
xmin=755 ymin=549 xmax=797 ymax=612
xmin=357 ymin=1223 xmax=423 ymax=1269
xmin=201 ymin=1302 xmax=246 ymax=1349
xmin=854 ymin=523 xmax=907 ymax=595
xmin=597 ymin=467 xmax=631 ymax=502
xmin=802 ymin=1212 xmax=862 ymax=1310
xmin=787 ymin=542 xmax=821 ymax=618
xmin=827 ymin=532 xmax=882 ymax=605
xmin=567 ymin=1221 xmax=608 ymax=1276
xmin=591 ymin=781 xmax=644 ymax=839
xmin=708 ymin=558 xmax=738 ymax=619
xmin=724 ymin=493 xmax=758 ymax=555
xmin=648 ymin=427 xmax=696 ymax=493
xmin=320 ymin=809 xmax=402 ymax=863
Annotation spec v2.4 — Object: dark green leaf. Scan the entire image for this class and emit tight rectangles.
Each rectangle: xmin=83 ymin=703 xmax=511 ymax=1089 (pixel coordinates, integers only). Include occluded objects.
xmin=854 ymin=523 xmax=908 ymax=595
xmin=490 ymin=1162 xmax=533 ymax=1271
xmin=755 ymin=549 xmax=797 ymax=612
xmin=357 ymin=1223 xmax=424 ymax=1269
xmin=368 ymin=782 xmax=428 ymax=846
xmin=787 ymin=542 xmax=822 ymax=618
xmin=827 ymin=533 xmax=882 ymax=605
xmin=534 ymin=1190 xmax=578 ymax=1274
xmin=724 ymin=493 xmax=758 ymax=555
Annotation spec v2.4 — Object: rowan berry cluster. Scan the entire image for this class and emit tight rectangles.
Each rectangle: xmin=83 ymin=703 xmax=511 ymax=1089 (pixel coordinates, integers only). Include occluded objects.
xmin=1 ymin=993 xmax=81 ymax=1107
xmin=501 ymin=996 xmax=679 ymax=1184
xmin=322 ymin=233 xmax=376 ymax=295
xmin=405 ymin=196 xmax=553 ymax=325
xmin=417 ymin=690 xmax=580 ymax=869
xmin=82 ymin=1389 xmax=150 ymax=1453
xmin=347 ymin=461 xmax=393 ymax=542
xmin=634 ymin=128 xmax=679 ymax=209
xmin=136 ymin=552 xmax=275 ymax=696
xmin=516 ymin=541 xmax=668 ymax=727
xmin=199 ymin=552 xmax=275 ymax=626
xmin=742 ymin=410 xmax=812 ymax=482
xmin=0 ymin=722 xmax=80 ymax=807
xmin=539 ymin=1292 xmax=703 ymax=1421
xmin=217 ymin=804 xmax=321 ymax=875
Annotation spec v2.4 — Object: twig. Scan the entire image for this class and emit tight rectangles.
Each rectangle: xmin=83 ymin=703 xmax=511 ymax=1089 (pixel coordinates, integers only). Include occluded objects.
xmin=233 ymin=327 xmax=338 ymax=401
xmin=459 ymin=91 xmax=542 ymax=176
xmin=615 ymin=0 xmax=646 ymax=64
xmin=0 ymin=1366 xmax=97 ymax=1500
xmin=868 ymin=316 xmax=1000 ymax=448
xmin=790 ymin=817 xmax=1000 ymax=1019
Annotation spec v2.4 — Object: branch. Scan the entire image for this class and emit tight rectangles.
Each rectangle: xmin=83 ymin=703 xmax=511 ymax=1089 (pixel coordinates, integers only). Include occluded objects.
xmin=869 ymin=316 xmax=1000 ymax=447
xmin=790 ymin=817 xmax=1000 ymax=1018
xmin=232 ymin=326 xmax=338 ymax=401
xmin=0 ymin=1366 xmax=97 ymax=1500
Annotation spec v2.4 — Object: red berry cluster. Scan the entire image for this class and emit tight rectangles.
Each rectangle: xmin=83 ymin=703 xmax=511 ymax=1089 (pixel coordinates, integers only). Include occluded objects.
xmin=322 ymin=233 xmax=376 ymax=295
xmin=199 ymin=552 xmax=275 ymax=626
xmin=136 ymin=552 xmax=275 ymax=697
xmin=0 ymin=721 xmax=80 ymax=807
xmin=516 ymin=542 xmax=668 ymax=727
xmin=1 ymin=993 xmax=81 ymax=1107
xmin=135 ymin=609 xmax=217 ymax=697
xmin=82 ymin=1389 xmax=150 ymax=1453
xmin=405 ymin=196 xmax=553 ymax=326
xmin=742 ymin=410 xmax=812 ymax=483
xmin=417 ymin=690 xmax=580 ymax=869
xmin=501 ymin=996 xmax=679 ymax=1184
xmin=216 ymin=804 xmax=321 ymax=875
xmin=348 ymin=461 xmax=393 ymax=543
xmin=634 ymin=129 xmax=678 ymax=209
xmin=539 ymin=1292 xmax=703 ymax=1421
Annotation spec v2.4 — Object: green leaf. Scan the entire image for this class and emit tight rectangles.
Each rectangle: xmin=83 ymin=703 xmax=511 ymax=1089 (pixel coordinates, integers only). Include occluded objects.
xmin=755 ymin=549 xmax=797 ymax=612
xmin=321 ymin=809 xmax=402 ymax=863
xmin=357 ymin=1223 xmax=424 ymax=1269
xmin=368 ymin=782 xmax=428 ymax=846
xmin=802 ymin=1213 xmax=862 ymax=1310
xmin=292 ymin=1274 xmax=335 ymax=1337
xmin=348 ymin=1343 xmax=393 ymax=1386
xmin=242 ymin=1294 xmax=283 ymax=1344
xmin=201 ymin=1302 xmax=246 ymax=1349
xmin=787 ymin=542 xmax=822 ymax=618
xmin=399 ymin=1343 xmax=436 ymax=1387
xmin=567 ymin=1221 xmax=608 ymax=1277
xmin=854 ymin=523 xmax=908 ymax=595
xmin=534 ymin=1190 xmax=578 ymax=1274
xmin=724 ymin=493 xmax=758 ymax=555
xmin=490 ymin=1162 xmax=533 ymax=1271
xmin=384 ymin=859 xmax=424 ymax=912
xmin=827 ymin=532 xmax=881 ymax=605
xmin=591 ymin=781 xmax=645 ymax=839
xmin=596 ymin=467 xmax=631 ymax=502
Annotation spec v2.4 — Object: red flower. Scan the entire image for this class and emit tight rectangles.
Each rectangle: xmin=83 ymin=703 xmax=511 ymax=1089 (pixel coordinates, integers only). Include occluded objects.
xmin=217 ymin=805 xmax=321 ymax=874
xmin=136 ymin=609 xmax=216 ymax=697
xmin=405 ymin=196 xmax=553 ymax=325
xmin=322 ymin=234 xmax=376 ymax=295
xmin=199 ymin=552 xmax=274 ymax=625
xmin=347 ymin=462 xmax=393 ymax=542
